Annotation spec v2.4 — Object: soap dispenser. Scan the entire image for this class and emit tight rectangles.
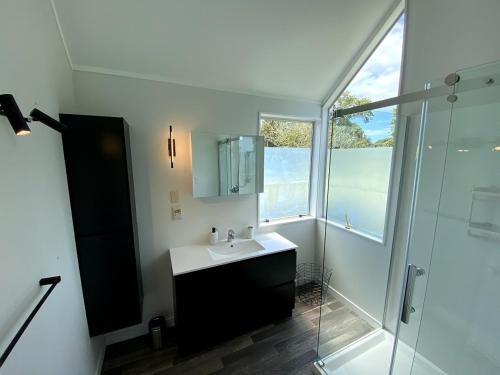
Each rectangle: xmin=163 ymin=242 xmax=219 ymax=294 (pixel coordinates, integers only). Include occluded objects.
xmin=210 ymin=227 xmax=218 ymax=245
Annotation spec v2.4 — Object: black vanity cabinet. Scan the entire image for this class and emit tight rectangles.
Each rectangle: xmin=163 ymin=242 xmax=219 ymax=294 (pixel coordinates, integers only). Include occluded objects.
xmin=173 ymin=250 xmax=296 ymax=355
xmin=61 ymin=114 xmax=143 ymax=337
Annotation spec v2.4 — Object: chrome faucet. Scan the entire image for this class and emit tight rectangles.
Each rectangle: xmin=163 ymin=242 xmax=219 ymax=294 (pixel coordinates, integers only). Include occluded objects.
xmin=227 ymin=229 xmax=235 ymax=242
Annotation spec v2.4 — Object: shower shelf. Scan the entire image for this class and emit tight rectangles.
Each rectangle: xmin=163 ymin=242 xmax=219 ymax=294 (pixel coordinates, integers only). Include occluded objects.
xmin=472 ymin=187 xmax=500 ymax=199
xmin=468 ymin=186 xmax=500 ymax=240
xmin=468 ymin=222 xmax=500 ymax=240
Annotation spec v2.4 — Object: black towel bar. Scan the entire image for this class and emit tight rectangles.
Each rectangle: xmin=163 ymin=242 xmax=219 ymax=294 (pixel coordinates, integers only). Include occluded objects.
xmin=0 ymin=276 xmax=61 ymax=369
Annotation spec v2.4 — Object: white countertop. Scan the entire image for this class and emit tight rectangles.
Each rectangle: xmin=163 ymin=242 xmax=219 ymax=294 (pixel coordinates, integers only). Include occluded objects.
xmin=169 ymin=232 xmax=298 ymax=276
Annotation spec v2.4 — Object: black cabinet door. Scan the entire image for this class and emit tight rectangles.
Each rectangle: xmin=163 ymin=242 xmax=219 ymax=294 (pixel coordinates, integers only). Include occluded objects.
xmin=76 ymin=233 xmax=141 ymax=336
xmin=61 ymin=115 xmax=132 ymax=236
xmin=174 ymin=250 xmax=296 ymax=354
xmin=61 ymin=114 xmax=142 ymax=337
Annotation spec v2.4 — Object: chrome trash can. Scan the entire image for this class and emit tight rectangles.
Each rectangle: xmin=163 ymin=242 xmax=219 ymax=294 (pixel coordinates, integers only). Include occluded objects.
xmin=149 ymin=316 xmax=167 ymax=350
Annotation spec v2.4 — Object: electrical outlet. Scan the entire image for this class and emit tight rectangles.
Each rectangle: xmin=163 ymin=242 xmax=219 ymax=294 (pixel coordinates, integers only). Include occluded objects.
xmin=171 ymin=205 xmax=183 ymax=220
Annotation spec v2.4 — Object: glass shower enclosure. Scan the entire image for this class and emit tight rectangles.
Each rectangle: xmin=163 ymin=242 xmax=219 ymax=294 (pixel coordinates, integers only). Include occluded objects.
xmin=315 ymin=61 xmax=500 ymax=375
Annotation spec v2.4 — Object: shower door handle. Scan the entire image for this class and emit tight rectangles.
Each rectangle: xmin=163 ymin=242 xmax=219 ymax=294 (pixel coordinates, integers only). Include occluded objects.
xmin=401 ymin=264 xmax=425 ymax=324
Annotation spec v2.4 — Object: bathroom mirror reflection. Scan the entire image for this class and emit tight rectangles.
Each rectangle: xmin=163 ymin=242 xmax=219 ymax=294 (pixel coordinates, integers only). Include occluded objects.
xmin=191 ymin=131 xmax=264 ymax=198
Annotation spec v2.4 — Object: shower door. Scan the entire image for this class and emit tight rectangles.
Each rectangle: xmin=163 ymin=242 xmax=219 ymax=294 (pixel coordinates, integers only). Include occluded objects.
xmin=391 ymin=62 xmax=500 ymax=375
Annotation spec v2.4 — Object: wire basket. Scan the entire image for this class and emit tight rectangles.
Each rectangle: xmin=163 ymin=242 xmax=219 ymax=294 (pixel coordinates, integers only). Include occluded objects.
xmin=295 ymin=263 xmax=333 ymax=306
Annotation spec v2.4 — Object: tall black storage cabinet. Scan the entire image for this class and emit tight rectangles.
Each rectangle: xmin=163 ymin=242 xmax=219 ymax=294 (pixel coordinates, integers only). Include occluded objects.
xmin=61 ymin=114 xmax=143 ymax=337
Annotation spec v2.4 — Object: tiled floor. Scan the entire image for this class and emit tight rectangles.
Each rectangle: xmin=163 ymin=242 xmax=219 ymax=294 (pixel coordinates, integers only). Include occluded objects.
xmin=101 ymin=294 xmax=374 ymax=375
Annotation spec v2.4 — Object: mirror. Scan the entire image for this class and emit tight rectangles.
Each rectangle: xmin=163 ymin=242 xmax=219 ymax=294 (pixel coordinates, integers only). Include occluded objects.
xmin=191 ymin=131 xmax=264 ymax=198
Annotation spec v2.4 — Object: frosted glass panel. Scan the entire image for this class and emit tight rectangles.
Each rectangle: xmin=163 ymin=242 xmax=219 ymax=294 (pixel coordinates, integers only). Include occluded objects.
xmin=326 ymin=108 xmax=401 ymax=241
xmin=259 ymin=117 xmax=313 ymax=221
xmin=260 ymin=147 xmax=311 ymax=220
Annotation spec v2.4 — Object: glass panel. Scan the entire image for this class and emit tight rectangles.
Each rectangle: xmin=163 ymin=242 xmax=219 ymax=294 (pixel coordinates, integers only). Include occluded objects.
xmin=316 ymin=107 xmax=406 ymax=368
xmin=390 ymin=79 xmax=454 ymax=375
xmin=259 ymin=117 xmax=313 ymax=221
xmin=321 ymin=12 xmax=405 ymax=240
xmin=315 ymin=13 xmax=408 ymax=374
xmin=325 ymin=107 xmax=399 ymax=241
xmin=342 ymin=13 xmax=405 ymax=102
xmin=392 ymin=62 xmax=500 ymax=375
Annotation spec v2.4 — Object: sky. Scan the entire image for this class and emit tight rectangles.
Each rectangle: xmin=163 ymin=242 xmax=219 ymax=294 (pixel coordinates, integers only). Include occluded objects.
xmin=348 ymin=14 xmax=405 ymax=102
xmin=344 ymin=14 xmax=405 ymax=142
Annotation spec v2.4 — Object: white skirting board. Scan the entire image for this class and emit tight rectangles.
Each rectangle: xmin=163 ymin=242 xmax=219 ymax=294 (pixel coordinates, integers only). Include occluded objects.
xmin=326 ymin=285 xmax=381 ymax=329
xmin=104 ymin=315 xmax=175 ymax=346
xmin=93 ymin=315 xmax=174 ymax=374
xmin=94 ymin=344 xmax=106 ymax=375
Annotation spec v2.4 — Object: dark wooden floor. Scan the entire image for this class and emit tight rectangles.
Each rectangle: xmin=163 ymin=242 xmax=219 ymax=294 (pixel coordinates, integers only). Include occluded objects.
xmin=101 ymin=294 xmax=374 ymax=375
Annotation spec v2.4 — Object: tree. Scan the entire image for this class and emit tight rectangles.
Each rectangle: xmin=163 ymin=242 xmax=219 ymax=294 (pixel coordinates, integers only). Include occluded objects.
xmin=331 ymin=123 xmax=372 ymax=149
xmin=328 ymin=92 xmax=398 ymax=149
xmin=334 ymin=91 xmax=373 ymax=123
xmin=328 ymin=91 xmax=374 ymax=149
xmin=372 ymin=107 xmax=397 ymax=147
xmin=261 ymin=119 xmax=312 ymax=148
xmin=261 ymin=92 xmax=396 ymax=149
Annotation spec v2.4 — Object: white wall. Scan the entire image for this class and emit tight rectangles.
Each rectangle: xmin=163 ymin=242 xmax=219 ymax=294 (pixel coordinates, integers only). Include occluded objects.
xmin=71 ymin=71 xmax=320 ymax=342
xmin=385 ymin=0 xmax=500 ymax=373
xmin=0 ymin=1 xmax=104 ymax=374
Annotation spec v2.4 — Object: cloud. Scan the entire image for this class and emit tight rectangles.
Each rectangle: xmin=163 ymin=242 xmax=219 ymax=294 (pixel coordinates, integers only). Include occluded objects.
xmin=364 ymin=128 xmax=390 ymax=141
xmin=346 ymin=15 xmax=405 ymax=102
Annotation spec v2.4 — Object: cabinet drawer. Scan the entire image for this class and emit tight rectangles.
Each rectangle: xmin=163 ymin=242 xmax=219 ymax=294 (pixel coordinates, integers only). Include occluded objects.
xmin=175 ymin=250 xmax=296 ymax=296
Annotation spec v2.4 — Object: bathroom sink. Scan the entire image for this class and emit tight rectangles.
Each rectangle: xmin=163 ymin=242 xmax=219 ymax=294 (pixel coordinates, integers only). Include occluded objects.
xmin=207 ymin=239 xmax=265 ymax=260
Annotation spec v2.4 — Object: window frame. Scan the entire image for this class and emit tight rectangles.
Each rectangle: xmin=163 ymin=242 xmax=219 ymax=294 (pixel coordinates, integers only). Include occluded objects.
xmin=318 ymin=4 xmax=406 ymax=244
xmin=257 ymin=113 xmax=321 ymax=226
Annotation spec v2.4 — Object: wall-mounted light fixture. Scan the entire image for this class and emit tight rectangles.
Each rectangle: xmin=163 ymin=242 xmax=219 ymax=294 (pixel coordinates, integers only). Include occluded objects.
xmin=0 ymin=94 xmax=31 ymax=136
xmin=30 ymin=108 xmax=68 ymax=133
xmin=0 ymin=94 xmax=68 ymax=136
xmin=168 ymin=125 xmax=176 ymax=168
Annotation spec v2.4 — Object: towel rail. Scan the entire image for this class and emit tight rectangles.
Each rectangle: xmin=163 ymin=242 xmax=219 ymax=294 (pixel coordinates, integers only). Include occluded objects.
xmin=0 ymin=276 xmax=61 ymax=369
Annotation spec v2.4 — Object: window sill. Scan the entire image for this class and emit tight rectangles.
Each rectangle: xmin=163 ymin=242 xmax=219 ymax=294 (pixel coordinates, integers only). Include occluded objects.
xmin=259 ymin=215 xmax=316 ymax=228
xmin=317 ymin=218 xmax=384 ymax=244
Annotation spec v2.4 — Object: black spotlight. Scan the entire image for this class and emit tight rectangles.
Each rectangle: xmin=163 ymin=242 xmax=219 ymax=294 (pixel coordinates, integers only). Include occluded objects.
xmin=0 ymin=94 xmax=31 ymax=136
xmin=30 ymin=108 xmax=68 ymax=133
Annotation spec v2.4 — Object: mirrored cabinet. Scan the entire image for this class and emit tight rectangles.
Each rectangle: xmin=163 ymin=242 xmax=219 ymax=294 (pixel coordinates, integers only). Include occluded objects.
xmin=191 ymin=131 xmax=264 ymax=198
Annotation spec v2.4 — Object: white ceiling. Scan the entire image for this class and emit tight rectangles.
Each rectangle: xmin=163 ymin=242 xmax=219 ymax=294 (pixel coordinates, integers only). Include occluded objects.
xmin=52 ymin=0 xmax=397 ymax=102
